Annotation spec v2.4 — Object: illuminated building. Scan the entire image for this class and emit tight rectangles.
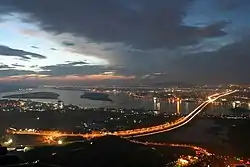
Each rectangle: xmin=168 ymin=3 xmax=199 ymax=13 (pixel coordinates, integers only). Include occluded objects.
xmin=235 ymin=101 xmax=241 ymax=108
xmin=177 ymin=158 xmax=189 ymax=166
xmin=153 ymin=97 xmax=160 ymax=111
xmin=153 ymin=97 xmax=157 ymax=104
xmin=58 ymin=100 xmax=64 ymax=109
xmin=156 ymin=102 xmax=161 ymax=110
xmin=154 ymin=102 xmax=161 ymax=111
xmin=232 ymin=102 xmax=236 ymax=109
xmin=19 ymin=101 xmax=25 ymax=106
xmin=53 ymin=100 xmax=64 ymax=110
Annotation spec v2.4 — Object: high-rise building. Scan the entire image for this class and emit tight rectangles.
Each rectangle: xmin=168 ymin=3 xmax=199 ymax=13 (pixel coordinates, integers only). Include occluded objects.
xmin=153 ymin=97 xmax=157 ymax=104
xmin=153 ymin=97 xmax=161 ymax=111
xmin=154 ymin=102 xmax=161 ymax=111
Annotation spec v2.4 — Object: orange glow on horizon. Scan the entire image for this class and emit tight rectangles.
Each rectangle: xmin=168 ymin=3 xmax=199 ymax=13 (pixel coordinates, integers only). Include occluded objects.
xmin=0 ymin=74 xmax=135 ymax=82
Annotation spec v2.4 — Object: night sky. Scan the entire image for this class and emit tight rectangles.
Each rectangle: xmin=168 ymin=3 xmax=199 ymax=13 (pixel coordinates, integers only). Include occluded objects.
xmin=0 ymin=0 xmax=250 ymax=85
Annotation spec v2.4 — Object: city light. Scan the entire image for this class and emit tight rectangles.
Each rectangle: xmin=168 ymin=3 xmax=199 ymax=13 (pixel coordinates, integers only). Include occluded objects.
xmin=3 ymin=138 xmax=13 ymax=146
xmin=58 ymin=139 xmax=63 ymax=145
xmin=6 ymin=90 xmax=237 ymax=139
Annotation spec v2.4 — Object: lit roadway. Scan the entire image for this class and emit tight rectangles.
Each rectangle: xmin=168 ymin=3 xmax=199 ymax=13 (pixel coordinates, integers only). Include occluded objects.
xmin=7 ymin=90 xmax=237 ymax=139
xmin=130 ymin=140 xmax=212 ymax=156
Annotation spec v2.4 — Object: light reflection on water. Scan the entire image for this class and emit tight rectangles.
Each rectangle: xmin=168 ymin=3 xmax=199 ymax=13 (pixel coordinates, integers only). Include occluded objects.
xmin=0 ymin=88 xmax=198 ymax=114
xmin=176 ymin=101 xmax=180 ymax=114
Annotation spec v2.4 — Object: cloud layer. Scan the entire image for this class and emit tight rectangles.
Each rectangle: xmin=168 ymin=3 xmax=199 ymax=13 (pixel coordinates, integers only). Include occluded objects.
xmin=171 ymin=37 xmax=250 ymax=83
xmin=0 ymin=0 xmax=229 ymax=49
xmin=0 ymin=0 xmax=250 ymax=84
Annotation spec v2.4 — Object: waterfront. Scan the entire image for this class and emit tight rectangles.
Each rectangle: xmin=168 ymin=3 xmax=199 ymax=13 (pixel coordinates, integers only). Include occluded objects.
xmin=0 ymin=87 xmax=240 ymax=116
xmin=0 ymin=88 xmax=198 ymax=114
xmin=1 ymin=89 xmax=250 ymax=159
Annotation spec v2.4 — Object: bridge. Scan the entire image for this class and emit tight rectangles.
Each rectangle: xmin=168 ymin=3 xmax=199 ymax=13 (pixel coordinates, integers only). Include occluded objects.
xmin=6 ymin=90 xmax=237 ymax=139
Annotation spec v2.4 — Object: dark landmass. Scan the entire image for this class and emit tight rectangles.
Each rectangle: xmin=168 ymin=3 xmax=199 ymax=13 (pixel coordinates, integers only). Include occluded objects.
xmin=80 ymin=92 xmax=112 ymax=102
xmin=7 ymin=136 xmax=167 ymax=167
xmin=218 ymin=119 xmax=250 ymax=157
xmin=53 ymin=87 xmax=88 ymax=91
xmin=2 ymin=92 xmax=60 ymax=99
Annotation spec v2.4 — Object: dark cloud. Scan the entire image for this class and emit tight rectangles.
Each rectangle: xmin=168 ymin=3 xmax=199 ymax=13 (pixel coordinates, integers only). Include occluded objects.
xmin=0 ymin=0 xmax=248 ymax=85
xmin=0 ymin=64 xmax=10 ymax=69
xmin=217 ymin=0 xmax=250 ymax=10
xmin=31 ymin=46 xmax=39 ymax=49
xmin=0 ymin=45 xmax=46 ymax=59
xmin=197 ymin=21 xmax=229 ymax=37
xmin=39 ymin=61 xmax=108 ymax=76
xmin=170 ymin=37 xmax=250 ymax=83
xmin=0 ymin=0 xmax=228 ymax=49
xmin=30 ymin=65 xmax=38 ymax=68
xmin=64 ymin=61 xmax=88 ymax=65
xmin=18 ymin=58 xmax=30 ymax=62
xmin=39 ymin=61 xmax=136 ymax=78
xmin=11 ymin=63 xmax=25 ymax=67
xmin=62 ymin=41 xmax=75 ymax=46
xmin=110 ymin=36 xmax=250 ymax=84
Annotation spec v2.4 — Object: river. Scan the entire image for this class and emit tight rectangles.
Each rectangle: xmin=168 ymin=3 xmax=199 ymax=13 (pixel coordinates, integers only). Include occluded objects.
xmin=0 ymin=88 xmax=199 ymax=114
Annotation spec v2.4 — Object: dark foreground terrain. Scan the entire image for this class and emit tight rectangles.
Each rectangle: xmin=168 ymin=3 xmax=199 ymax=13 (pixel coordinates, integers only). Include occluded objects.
xmin=1 ymin=136 xmax=167 ymax=167
xmin=1 ymin=135 xmax=244 ymax=167
xmin=142 ymin=117 xmax=250 ymax=158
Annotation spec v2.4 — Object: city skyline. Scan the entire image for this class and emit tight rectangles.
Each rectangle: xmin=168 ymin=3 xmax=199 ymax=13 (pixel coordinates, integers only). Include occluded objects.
xmin=0 ymin=0 xmax=250 ymax=85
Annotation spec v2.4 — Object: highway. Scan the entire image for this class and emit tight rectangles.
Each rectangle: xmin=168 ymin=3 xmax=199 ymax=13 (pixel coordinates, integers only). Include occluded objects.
xmin=128 ymin=90 xmax=237 ymax=138
xmin=6 ymin=90 xmax=237 ymax=139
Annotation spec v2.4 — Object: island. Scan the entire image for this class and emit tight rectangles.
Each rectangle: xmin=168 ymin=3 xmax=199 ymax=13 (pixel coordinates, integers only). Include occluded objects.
xmin=80 ymin=92 xmax=112 ymax=102
xmin=2 ymin=92 xmax=60 ymax=99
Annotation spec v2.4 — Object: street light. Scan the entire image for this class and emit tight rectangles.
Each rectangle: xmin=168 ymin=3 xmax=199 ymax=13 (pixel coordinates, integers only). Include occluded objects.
xmin=58 ymin=139 xmax=63 ymax=145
